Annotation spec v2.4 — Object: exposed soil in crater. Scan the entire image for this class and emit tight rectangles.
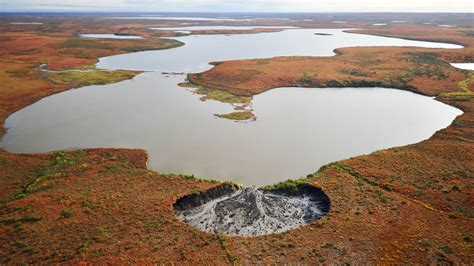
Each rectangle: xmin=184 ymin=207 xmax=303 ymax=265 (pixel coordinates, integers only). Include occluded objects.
xmin=174 ymin=183 xmax=330 ymax=236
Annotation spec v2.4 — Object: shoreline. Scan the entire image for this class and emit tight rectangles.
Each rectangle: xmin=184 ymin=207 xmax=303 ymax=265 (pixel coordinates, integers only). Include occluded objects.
xmin=1 ymin=18 xmax=473 ymax=263
xmin=2 ymin=26 xmax=466 ymax=182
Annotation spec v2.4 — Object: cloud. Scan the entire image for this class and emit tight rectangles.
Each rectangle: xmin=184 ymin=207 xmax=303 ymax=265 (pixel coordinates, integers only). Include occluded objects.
xmin=1 ymin=0 xmax=473 ymax=12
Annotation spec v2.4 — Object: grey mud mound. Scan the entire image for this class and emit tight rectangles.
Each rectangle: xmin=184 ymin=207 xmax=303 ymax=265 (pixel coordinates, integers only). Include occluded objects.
xmin=174 ymin=183 xmax=330 ymax=237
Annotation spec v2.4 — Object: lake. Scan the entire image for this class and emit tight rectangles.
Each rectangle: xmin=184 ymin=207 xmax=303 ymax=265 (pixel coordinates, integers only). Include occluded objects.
xmin=104 ymin=16 xmax=248 ymax=21
xmin=2 ymin=28 xmax=463 ymax=186
xmin=149 ymin=25 xmax=298 ymax=35
xmin=79 ymin=34 xmax=142 ymax=39
xmin=149 ymin=26 xmax=298 ymax=31
xmin=451 ymin=63 xmax=474 ymax=70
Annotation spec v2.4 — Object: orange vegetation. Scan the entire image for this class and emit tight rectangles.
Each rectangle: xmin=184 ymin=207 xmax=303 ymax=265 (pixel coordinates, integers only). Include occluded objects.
xmin=0 ymin=19 xmax=473 ymax=264
xmin=183 ymin=23 xmax=474 ymax=263
xmin=188 ymin=26 xmax=473 ymax=97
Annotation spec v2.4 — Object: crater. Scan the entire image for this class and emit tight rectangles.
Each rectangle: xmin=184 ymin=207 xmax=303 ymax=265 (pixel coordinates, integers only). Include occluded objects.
xmin=173 ymin=182 xmax=330 ymax=237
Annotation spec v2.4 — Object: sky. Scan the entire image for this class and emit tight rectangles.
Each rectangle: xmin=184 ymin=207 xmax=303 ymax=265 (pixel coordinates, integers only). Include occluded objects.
xmin=1 ymin=0 xmax=473 ymax=13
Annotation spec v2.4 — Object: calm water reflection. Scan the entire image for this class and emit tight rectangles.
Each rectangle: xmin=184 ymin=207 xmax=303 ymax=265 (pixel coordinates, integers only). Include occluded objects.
xmin=2 ymin=29 xmax=463 ymax=186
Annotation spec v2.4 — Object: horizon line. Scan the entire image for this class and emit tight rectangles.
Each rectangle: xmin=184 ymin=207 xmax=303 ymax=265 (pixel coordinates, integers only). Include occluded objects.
xmin=1 ymin=11 xmax=473 ymax=14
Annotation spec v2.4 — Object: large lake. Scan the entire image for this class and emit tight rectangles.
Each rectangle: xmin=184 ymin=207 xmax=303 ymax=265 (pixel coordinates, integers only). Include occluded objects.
xmin=2 ymin=29 xmax=463 ymax=186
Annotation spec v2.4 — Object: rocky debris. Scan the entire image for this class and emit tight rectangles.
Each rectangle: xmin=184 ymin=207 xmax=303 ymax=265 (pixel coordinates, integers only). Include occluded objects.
xmin=174 ymin=183 xmax=330 ymax=236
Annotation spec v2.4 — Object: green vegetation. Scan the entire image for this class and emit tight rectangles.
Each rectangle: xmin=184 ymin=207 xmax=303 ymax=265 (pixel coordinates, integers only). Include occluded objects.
xmin=408 ymin=65 xmax=448 ymax=80
xmin=146 ymin=219 xmax=162 ymax=231
xmin=45 ymin=67 xmax=140 ymax=88
xmin=321 ymin=243 xmax=347 ymax=256
xmin=439 ymin=245 xmax=454 ymax=254
xmin=98 ymin=226 xmax=111 ymax=239
xmin=216 ymin=235 xmax=237 ymax=263
xmin=215 ymin=111 xmax=254 ymax=121
xmin=177 ymin=82 xmax=196 ymax=88
xmin=407 ymin=52 xmax=443 ymax=65
xmin=22 ymin=215 xmax=42 ymax=222
xmin=180 ymin=82 xmax=255 ymax=121
xmin=454 ymin=204 xmax=474 ymax=218
xmin=261 ymin=178 xmax=310 ymax=192
xmin=405 ymin=52 xmax=450 ymax=80
xmin=323 ymin=162 xmax=360 ymax=177
xmin=298 ymin=72 xmax=320 ymax=86
xmin=76 ymin=236 xmax=100 ymax=254
xmin=458 ymin=71 xmax=474 ymax=92
xmin=160 ymin=172 xmax=221 ymax=184
xmin=322 ymin=162 xmax=393 ymax=191
xmin=452 ymin=118 xmax=465 ymax=126
xmin=60 ymin=210 xmax=74 ymax=219
xmin=0 ymin=215 xmax=42 ymax=225
xmin=439 ymin=91 xmax=474 ymax=102
xmin=368 ymin=189 xmax=393 ymax=204
xmin=10 ymin=151 xmax=85 ymax=202
xmin=419 ymin=240 xmax=432 ymax=249
xmin=380 ymin=74 xmax=411 ymax=89
xmin=194 ymin=87 xmax=252 ymax=104
xmin=340 ymin=68 xmax=370 ymax=77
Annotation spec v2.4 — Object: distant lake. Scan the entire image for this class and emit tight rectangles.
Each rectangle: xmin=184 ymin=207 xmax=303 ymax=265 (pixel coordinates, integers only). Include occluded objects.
xmin=79 ymin=34 xmax=142 ymax=39
xmin=95 ymin=29 xmax=461 ymax=72
xmin=149 ymin=25 xmax=298 ymax=35
xmin=104 ymin=16 xmax=247 ymax=21
xmin=150 ymin=26 xmax=298 ymax=31
xmin=2 ymin=28 xmax=463 ymax=186
xmin=10 ymin=22 xmax=43 ymax=25
xmin=103 ymin=16 xmax=292 ymax=22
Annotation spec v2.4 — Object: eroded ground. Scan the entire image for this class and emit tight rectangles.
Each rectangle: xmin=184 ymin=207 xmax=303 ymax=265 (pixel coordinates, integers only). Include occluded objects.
xmin=0 ymin=15 xmax=473 ymax=264
xmin=174 ymin=183 xmax=330 ymax=237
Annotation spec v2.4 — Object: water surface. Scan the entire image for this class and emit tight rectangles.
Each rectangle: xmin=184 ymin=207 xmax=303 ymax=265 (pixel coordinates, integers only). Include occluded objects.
xmin=96 ymin=29 xmax=461 ymax=72
xmin=10 ymin=22 xmax=43 ymax=25
xmin=2 ymin=28 xmax=463 ymax=186
xmin=105 ymin=16 xmax=246 ymax=21
xmin=451 ymin=63 xmax=474 ymax=70
xmin=80 ymin=34 xmax=142 ymax=39
xmin=150 ymin=26 xmax=298 ymax=31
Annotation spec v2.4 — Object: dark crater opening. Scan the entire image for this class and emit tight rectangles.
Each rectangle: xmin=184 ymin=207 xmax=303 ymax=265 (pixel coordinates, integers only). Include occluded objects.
xmin=173 ymin=182 xmax=330 ymax=237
